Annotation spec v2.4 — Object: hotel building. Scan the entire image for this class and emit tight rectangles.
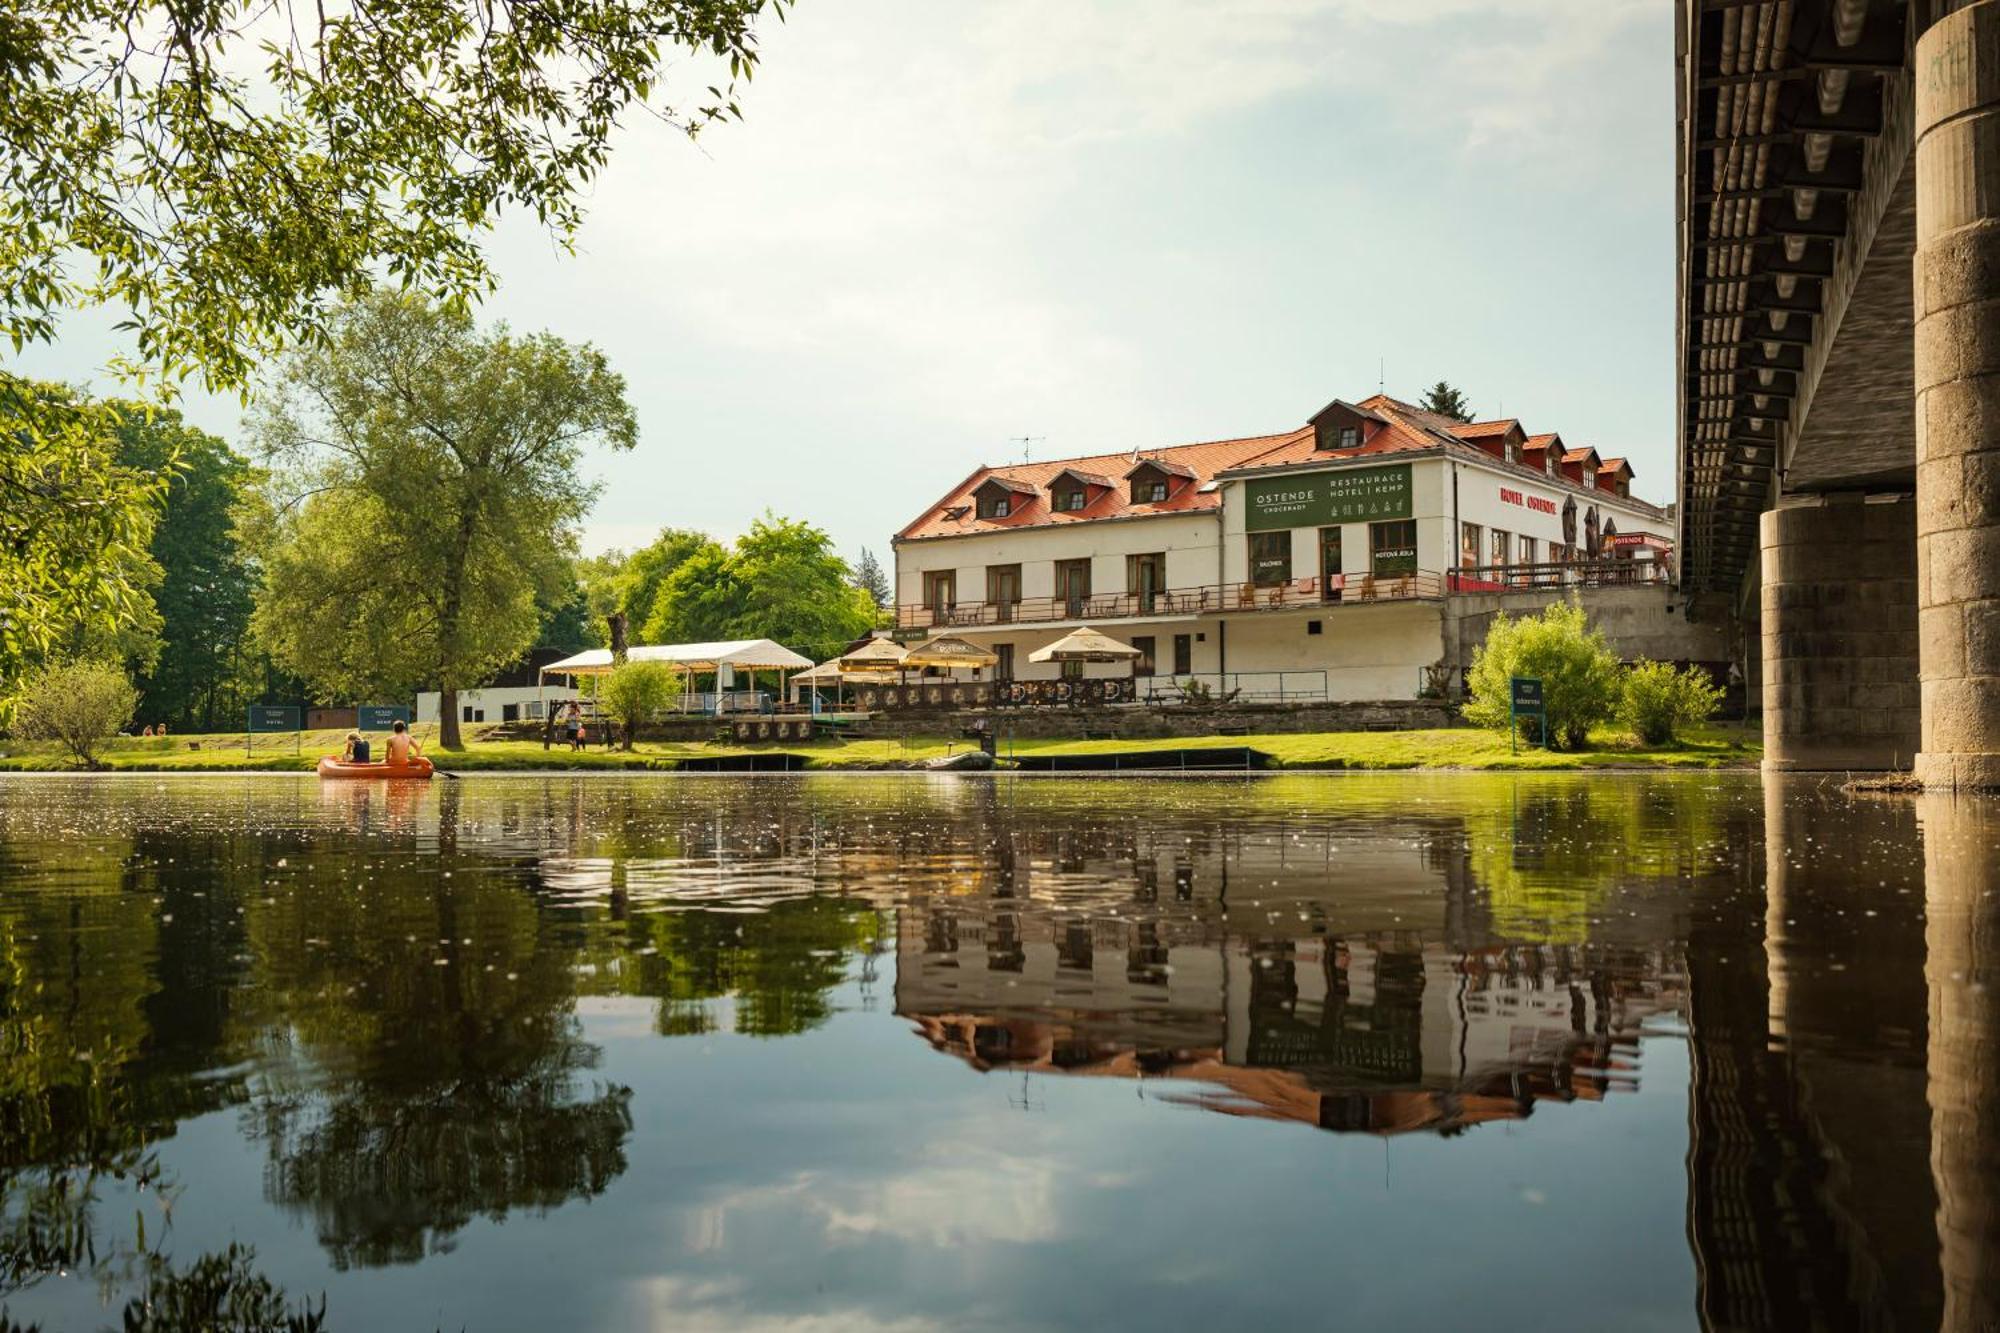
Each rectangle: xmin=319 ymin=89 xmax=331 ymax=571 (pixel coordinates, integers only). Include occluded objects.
xmin=892 ymin=392 xmax=1673 ymax=700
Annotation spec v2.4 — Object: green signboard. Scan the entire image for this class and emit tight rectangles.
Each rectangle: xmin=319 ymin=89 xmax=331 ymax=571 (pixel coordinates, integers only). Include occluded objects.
xmin=1245 ymin=463 xmax=1412 ymax=532
xmin=357 ymin=704 xmax=411 ymax=731
xmin=248 ymin=705 xmax=300 ymax=733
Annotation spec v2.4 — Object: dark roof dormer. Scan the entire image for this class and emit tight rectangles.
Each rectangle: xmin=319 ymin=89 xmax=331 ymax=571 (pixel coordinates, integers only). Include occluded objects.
xmin=1307 ymin=398 xmax=1388 ymax=453
xmin=1049 ymin=466 xmax=1113 ymax=514
xmin=1597 ymin=458 xmax=1635 ymax=498
xmin=1561 ymin=448 xmax=1602 ymax=487
xmin=972 ymin=474 xmax=1037 ymax=520
xmin=1125 ymin=456 xmax=1194 ymax=505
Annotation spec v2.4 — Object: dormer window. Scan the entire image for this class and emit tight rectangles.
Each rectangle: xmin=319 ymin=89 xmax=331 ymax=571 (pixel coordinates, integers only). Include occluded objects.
xmin=1583 ymin=469 xmax=1596 ymax=489
xmin=973 ymin=475 xmax=1037 ymax=519
xmin=1125 ymin=457 xmax=1194 ymax=504
xmin=1339 ymin=426 xmax=1360 ymax=448
xmin=1140 ymin=480 xmax=1168 ymax=503
xmin=1055 ymin=487 xmax=1087 ymax=512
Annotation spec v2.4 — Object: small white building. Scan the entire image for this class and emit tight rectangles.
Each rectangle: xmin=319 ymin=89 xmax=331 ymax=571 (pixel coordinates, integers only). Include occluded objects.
xmin=416 ymin=684 xmax=579 ymax=726
xmin=890 ymin=391 xmax=1674 ymax=702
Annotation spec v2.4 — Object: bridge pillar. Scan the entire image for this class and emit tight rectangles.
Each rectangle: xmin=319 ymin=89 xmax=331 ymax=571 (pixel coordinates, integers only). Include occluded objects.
xmin=1921 ymin=794 xmax=2000 ymax=1332
xmin=1915 ymin=0 xmax=2000 ymax=791
xmin=1760 ymin=497 xmax=1920 ymax=772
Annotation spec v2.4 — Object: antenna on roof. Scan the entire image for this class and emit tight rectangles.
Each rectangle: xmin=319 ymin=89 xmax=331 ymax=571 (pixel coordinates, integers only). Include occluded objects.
xmin=1010 ymin=435 xmax=1044 ymax=463
xmin=1378 ymin=357 xmax=1384 ymax=393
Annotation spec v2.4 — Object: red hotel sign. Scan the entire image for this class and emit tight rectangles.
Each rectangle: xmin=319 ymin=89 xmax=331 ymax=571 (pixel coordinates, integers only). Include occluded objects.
xmin=1499 ymin=487 xmax=1558 ymax=515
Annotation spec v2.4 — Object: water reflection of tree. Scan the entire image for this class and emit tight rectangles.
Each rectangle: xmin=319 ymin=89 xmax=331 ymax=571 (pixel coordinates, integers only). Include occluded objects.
xmin=1463 ymin=779 xmax=1724 ymax=944
xmin=579 ymin=899 xmax=886 ymax=1039
xmin=240 ymin=856 xmax=632 ymax=1270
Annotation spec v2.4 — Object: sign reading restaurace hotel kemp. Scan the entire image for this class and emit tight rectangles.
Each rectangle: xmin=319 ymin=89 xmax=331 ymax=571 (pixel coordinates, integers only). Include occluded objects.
xmin=1245 ymin=463 xmax=1413 ymax=531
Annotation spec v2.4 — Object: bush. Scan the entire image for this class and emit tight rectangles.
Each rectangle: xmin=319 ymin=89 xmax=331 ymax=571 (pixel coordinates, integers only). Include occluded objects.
xmin=1463 ymin=601 xmax=1620 ymax=751
xmin=10 ymin=660 xmax=139 ymax=767
xmin=1618 ymin=659 xmax=1723 ymax=745
xmin=600 ymin=660 xmax=684 ymax=749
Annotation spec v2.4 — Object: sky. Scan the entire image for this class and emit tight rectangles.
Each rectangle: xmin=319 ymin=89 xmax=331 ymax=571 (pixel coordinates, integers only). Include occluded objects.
xmin=22 ymin=0 xmax=1676 ymax=565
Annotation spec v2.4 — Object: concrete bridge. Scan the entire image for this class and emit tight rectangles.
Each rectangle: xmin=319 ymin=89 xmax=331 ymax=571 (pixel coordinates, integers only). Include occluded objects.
xmin=1676 ymin=0 xmax=2000 ymax=785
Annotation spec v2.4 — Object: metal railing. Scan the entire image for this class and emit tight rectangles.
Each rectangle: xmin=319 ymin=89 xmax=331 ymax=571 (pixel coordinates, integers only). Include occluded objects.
xmin=1139 ymin=671 xmax=1331 ymax=705
xmin=1448 ymin=559 xmax=1672 ymax=592
xmin=896 ymin=571 xmax=1447 ymax=631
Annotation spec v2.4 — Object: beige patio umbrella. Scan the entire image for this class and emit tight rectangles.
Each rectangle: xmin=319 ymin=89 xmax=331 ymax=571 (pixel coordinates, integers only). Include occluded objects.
xmin=900 ymin=634 xmax=1000 ymax=670
xmin=1028 ymin=626 xmax=1143 ymax=664
xmin=837 ymin=637 xmax=911 ymax=673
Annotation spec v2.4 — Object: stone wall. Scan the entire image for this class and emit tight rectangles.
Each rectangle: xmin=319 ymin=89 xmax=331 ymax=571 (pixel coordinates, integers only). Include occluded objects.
xmin=1442 ymin=585 xmax=1735 ymax=676
xmin=813 ymin=700 xmax=1457 ymax=741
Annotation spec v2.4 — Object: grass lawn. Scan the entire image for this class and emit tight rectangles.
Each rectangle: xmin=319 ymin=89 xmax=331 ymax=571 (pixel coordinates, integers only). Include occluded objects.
xmin=0 ymin=720 xmax=1760 ymax=773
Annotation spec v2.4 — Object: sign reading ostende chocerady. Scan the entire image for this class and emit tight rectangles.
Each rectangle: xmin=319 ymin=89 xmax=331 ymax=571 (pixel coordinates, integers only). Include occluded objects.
xmin=1245 ymin=463 xmax=1413 ymax=531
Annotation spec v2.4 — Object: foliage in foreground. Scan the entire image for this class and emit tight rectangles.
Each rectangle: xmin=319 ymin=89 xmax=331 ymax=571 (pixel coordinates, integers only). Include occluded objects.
xmin=10 ymin=660 xmax=139 ymax=767
xmin=1618 ymin=659 xmax=1724 ymax=745
xmin=601 ymin=661 xmax=688 ymax=749
xmin=1463 ymin=601 xmax=1621 ymax=751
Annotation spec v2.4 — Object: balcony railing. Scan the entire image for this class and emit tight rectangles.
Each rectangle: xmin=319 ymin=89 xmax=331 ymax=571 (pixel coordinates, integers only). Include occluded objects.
xmin=897 ymin=571 xmax=1447 ymax=632
xmin=1448 ymin=559 xmax=1671 ymax=592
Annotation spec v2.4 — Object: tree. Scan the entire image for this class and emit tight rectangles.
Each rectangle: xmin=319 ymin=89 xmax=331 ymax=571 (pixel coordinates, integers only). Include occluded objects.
xmin=1420 ymin=381 xmax=1473 ymax=422
xmin=852 ymin=547 xmax=892 ymax=611
xmin=11 ymin=660 xmax=140 ymax=767
xmin=2 ymin=0 xmax=788 ymax=399
xmin=645 ymin=515 xmax=875 ymax=660
xmin=251 ymin=293 xmax=636 ymax=748
xmin=1618 ymin=660 xmax=1724 ymax=745
xmin=117 ymin=409 xmax=260 ymax=729
xmin=619 ymin=529 xmax=717 ymax=636
xmin=601 ymin=661 xmax=684 ymax=748
xmin=1463 ymin=601 xmax=1621 ymax=751
xmin=0 ymin=381 xmax=170 ymax=704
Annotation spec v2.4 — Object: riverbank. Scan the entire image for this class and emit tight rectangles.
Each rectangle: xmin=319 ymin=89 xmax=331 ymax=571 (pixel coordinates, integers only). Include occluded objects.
xmin=0 ymin=723 xmax=1761 ymax=773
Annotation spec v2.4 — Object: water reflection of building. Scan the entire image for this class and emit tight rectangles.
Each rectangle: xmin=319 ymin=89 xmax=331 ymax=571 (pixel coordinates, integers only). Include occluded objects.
xmin=898 ymin=900 xmax=1682 ymax=1137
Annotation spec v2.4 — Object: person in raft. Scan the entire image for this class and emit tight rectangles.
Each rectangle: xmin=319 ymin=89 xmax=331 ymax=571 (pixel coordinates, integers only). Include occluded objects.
xmin=342 ymin=730 xmax=373 ymax=764
xmin=386 ymin=719 xmax=421 ymax=765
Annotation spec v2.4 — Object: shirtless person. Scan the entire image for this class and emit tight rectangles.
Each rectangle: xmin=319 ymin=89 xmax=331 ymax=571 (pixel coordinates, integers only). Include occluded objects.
xmin=385 ymin=719 xmax=422 ymax=766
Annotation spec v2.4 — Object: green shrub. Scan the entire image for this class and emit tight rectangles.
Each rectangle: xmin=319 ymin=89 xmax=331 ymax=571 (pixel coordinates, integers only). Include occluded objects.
xmin=1618 ymin=659 xmax=1723 ymax=745
xmin=1463 ymin=601 xmax=1620 ymax=751
xmin=600 ymin=660 xmax=684 ymax=749
xmin=10 ymin=660 xmax=139 ymax=767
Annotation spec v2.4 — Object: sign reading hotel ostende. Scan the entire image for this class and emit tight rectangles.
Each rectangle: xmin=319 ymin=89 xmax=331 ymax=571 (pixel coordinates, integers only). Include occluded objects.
xmin=1245 ymin=464 xmax=1412 ymax=532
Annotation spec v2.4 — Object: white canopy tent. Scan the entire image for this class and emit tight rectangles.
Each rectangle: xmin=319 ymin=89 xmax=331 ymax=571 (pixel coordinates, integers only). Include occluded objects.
xmin=539 ymin=639 xmax=815 ymax=716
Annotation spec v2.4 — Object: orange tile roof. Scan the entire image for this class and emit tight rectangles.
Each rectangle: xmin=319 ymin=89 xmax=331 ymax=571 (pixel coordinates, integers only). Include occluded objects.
xmin=1448 ymin=418 xmax=1521 ymax=440
xmin=1562 ymin=448 xmax=1601 ymax=464
xmin=897 ymin=430 xmax=1308 ymax=541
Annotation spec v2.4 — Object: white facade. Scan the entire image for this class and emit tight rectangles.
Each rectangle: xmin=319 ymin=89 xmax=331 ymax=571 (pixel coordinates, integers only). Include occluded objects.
xmin=893 ymin=442 xmax=1672 ymax=703
xmin=415 ymin=684 xmax=579 ymax=726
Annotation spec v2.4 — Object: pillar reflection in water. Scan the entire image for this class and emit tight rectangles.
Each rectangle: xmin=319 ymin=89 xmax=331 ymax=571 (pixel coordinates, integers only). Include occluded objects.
xmin=1921 ymin=795 xmax=2000 ymax=1331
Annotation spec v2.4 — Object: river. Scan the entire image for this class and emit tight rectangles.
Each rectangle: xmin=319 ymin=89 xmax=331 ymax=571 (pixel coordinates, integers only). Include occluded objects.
xmin=0 ymin=773 xmax=1990 ymax=1331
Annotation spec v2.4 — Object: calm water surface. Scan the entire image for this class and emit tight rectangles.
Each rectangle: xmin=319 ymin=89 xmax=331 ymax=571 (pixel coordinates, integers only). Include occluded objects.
xmin=0 ymin=772 xmax=1993 ymax=1331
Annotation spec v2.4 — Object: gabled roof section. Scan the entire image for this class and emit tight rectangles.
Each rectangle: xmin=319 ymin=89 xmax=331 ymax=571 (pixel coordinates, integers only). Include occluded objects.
xmin=1125 ymin=456 xmax=1197 ymax=480
xmin=975 ymin=475 xmax=1039 ymax=497
xmin=898 ymin=430 xmax=1309 ymax=541
xmin=1050 ymin=467 xmax=1115 ymax=490
xmin=1307 ymin=397 xmax=1390 ymax=426
xmin=1449 ymin=419 xmax=1522 ymax=442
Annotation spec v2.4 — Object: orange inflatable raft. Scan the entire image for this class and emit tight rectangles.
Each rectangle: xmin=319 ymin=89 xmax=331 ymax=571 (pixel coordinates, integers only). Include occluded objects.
xmin=316 ymin=755 xmax=434 ymax=780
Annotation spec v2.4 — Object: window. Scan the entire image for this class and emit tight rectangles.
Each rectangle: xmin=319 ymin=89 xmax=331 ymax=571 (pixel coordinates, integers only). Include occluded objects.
xmin=1459 ymin=522 xmax=1483 ymax=570
xmin=995 ymin=644 xmax=1014 ymax=681
xmin=1339 ymin=426 xmax=1360 ymax=448
xmin=1491 ymin=529 xmax=1511 ymax=567
xmin=1127 ymin=552 xmax=1166 ymax=610
xmin=1583 ymin=468 xmax=1597 ymax=489
xmin=1249 ymin=531 xmax=1291 ymax=586
xmin=975 ymin=491 xmax=1014 ymax=519
xmin=1371 ymin=520 xmax=1418 ymax=575
xmin=1054 ymin=487 xmax=1087 ymax=512
xmin=1061 ymin=658 xmax=1085 ymax=680
xmin=1519 ymin=536 xmax=1538 ymax=565
xmin=923 ymin=570 xmax=956 ymax=615
xmin=1131 ymin=635 xmax=1157 ymax=676
xmin=986 ymin=564 xmax=1021 ymax=620
xmin=461 ymin=705 xmax=485 ymax=723
xmin=1055 ymin=558 xmax=1091 ymax=613
xmin=1172 ymin=634 xmax=1193 ymax=675
xmin=1135 ymin=479 xmax=1169 ymax=503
